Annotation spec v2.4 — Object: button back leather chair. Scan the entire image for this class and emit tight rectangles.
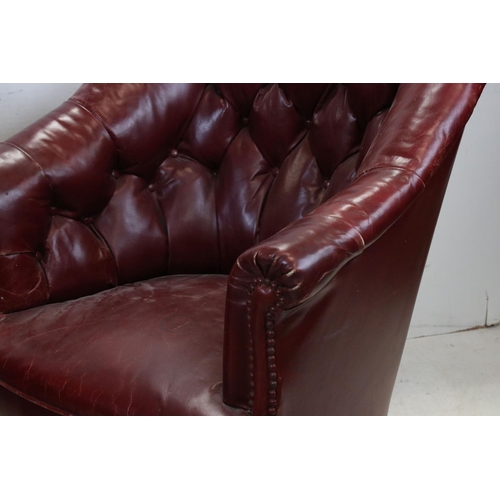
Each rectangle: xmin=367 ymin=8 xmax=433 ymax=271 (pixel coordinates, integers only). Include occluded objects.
xmin=0 ymin=83 xmax=484 ymax=416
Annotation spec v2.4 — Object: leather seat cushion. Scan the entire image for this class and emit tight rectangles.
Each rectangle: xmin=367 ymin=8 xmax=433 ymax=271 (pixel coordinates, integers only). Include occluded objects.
xmin=0 ymin=275 xmax=246 ymax=416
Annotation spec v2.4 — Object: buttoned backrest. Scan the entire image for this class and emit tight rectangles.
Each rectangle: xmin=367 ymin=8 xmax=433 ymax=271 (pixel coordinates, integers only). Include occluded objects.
xmin=0 ymin=83 xmax=400 ymax=312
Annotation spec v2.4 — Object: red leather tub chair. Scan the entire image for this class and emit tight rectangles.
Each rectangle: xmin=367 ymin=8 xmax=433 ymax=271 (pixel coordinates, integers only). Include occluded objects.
xmin=0 ymin=83 xmax=484 ymax=415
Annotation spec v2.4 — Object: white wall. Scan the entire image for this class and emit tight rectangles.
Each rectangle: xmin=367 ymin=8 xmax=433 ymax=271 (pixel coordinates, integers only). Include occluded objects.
xmin=0 ymin=83 xmax=498 ymax=337
xmin=0 ymin=84 xmax=81 ymax=140
xmin=409 ymin=83 xmax=500 ymax=337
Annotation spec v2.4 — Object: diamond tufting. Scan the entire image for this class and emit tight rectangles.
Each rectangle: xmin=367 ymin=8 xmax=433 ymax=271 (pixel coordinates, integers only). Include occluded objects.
xmin=0 ymin=83 xmax=476 ymax=316
xmin=0 ymin=83 xmax=486 ymax=416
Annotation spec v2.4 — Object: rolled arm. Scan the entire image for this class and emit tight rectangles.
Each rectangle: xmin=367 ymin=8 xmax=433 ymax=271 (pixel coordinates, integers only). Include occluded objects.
xmin=230 ymin=83 xmax=485 ymax=309
xmin=223 ymin=82 xmax=485 ymax=414
xmin=230 ymin=167 xmax=425 ymax=311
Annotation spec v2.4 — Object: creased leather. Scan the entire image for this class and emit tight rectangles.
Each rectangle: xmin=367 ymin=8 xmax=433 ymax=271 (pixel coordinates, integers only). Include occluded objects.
xmin=0 ymin=83 xmax=484 ymax=416
xmin=0 ymin=275 xmax=246 ymax=416
xmin=222 ymin=84 xmax=484 ymax=413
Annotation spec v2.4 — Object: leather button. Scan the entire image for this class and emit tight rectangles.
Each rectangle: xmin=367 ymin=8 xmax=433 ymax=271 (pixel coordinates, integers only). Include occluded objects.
xmin=148 ymin=184 xmax=156 ymax=192
xmin=171 ymin=149 xmax=178 ymax=158
xmin=35 ymin=252 xmax=42 ymax=260
xmin=305 ymin=119 xmax=312 ymax=128
xmin=271 ymin=168 xmax=279 ymax=178
xmin=323 ymin=180 xmax=330 ymax=189
xmin=84 ymin=217 xmax=93 ymax=226
xmin=213 ymin=171 xmax=218 ymax=177
xmin=242 ymin=117 xmax=249 ymax=126
xmin=111 ymin=170 xmax=119 ymax=179
xmin=49 ymin=207 xmax=57 ymax=215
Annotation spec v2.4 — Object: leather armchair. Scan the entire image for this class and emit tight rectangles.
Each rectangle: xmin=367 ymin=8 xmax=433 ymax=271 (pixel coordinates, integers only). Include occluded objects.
xmin=0 ymin=83 xmax=484 ymax=415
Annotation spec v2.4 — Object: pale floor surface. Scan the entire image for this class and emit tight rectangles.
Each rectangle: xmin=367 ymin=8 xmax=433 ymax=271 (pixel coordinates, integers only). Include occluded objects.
xmin=389 ymin=324 xmax=500 ymax=416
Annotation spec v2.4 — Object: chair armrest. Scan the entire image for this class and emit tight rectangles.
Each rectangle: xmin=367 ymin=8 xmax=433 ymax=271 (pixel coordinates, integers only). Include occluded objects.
xmin=0 ymin=84 xmax=205 ymax=314
xmin=223 ymin=83 xmax=485 ymax=414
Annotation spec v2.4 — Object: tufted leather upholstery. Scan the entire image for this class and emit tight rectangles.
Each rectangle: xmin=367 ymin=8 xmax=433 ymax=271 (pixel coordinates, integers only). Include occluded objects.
xmin=0 ymin=83 xmax=484 ymax=415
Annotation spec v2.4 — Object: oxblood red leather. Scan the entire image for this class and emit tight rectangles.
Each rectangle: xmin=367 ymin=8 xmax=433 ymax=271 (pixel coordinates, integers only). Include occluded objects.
xmin=0 ymin=275 xmax=245 ymax=415
xmin=0 ymin=83 xmax=484 ymax=415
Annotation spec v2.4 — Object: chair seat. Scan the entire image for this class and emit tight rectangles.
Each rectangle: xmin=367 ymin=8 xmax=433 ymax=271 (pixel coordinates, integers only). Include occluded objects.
xmin=0 ymin=275 xmax=247 ymax=416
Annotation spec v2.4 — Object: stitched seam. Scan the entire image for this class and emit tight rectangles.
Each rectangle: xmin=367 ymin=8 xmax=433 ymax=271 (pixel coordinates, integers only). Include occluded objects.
xmin=355 ymin=164 xmax=426 ymax=188
xmin=175 ymin=84 xmax=209 ymax=146
xmin=190 ymin=84 xmax=229 ymax=273
xmin=213 ymin=179 xmax=222 ymax=273
xmin=151 ymin=194 xmax=170 ymax=275
xmin=254 ymin=157 xmax=277 ymax=244
xmin=1 ymin=142 xmax=53 ymax=298
xmin=69 ymin=97 xmax=135 ymax=168
xmin=68 ymin=99 xmax=118 ymax=148
xmin=331 ymin=200 xmax=371 ymax=224
xmin=0 ymin=378 xmax=73 ymax=416
xmin=0 ymin=251 xmax=50 ymax=298
xmin=324 ymin=214 xmax=366 ymax=247
xmin=160 ymin=85 xmax=208 ymax=272
xmin=2 ymin=141 xmax=55 ymax=200
xmin=87 ymin=224 xmax=119 ymax=287
xmin=211 ymin=88 xmax=240 ymax=273
xmin=250 ymin=131 xmax=307 ymax=245
xmin=33 ymin=248 xmax=51 ymax=298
